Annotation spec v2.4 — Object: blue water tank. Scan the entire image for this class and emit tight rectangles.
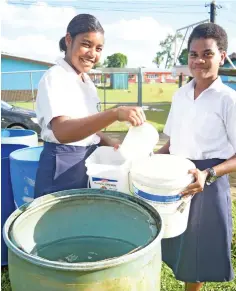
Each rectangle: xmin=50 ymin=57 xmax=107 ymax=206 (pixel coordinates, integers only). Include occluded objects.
xmin=1 ymin=144 xmax=28 ymax=266
xmin=10 ymin=146 xmax=43 ymax=208
xmin=110 ymin=74 xmax=129 ymax=90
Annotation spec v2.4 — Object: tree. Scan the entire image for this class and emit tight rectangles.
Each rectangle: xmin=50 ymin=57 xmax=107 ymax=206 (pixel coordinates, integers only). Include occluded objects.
xmin=93 ymin=61 xmax=103 ymax=69
xmin=153 ymin=52 xmax=165 ymax=68
xmin=178 ymin=48 xmax=188 ymax=65
xmin=153 ymin=33 xmax=182 ymax=69
xmin=104 ymin=53 xmax=128 ymax=68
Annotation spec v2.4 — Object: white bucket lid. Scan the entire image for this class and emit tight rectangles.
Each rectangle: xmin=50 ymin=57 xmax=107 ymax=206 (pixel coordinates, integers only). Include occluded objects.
xmin=131 ymin=154 xmax=196 ymax=188
xmin=119 ymin=122 xmax=159 ymax=160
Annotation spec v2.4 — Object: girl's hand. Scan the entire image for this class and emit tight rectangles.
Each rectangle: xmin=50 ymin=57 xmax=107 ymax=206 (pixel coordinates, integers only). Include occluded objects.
xmin=113 ymin=143 xmax=120 ymax=151
xmin=181 ymin=169 xmax=208 ymax=196
xmin=109 ymin=138 xmax=120 ymax=151
xmin=116 ymin=106 xmax=146 ymax=126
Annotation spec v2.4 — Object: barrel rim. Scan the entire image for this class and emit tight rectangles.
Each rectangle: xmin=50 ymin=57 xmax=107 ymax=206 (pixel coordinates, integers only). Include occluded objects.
xmin=1 ymin=129 xmax=37 ymax=137
xmin=3 ymin=189 xmax=164 ymax=271
xmin=9 ymin=146 xmax=43 ymax=160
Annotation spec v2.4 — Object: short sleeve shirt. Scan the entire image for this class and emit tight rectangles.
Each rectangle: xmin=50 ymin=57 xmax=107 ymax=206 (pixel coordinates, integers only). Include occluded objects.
xmin=164 ymin=77 xmax=236 ymax=160
xmin=36 ymin=58 xmax=101 ymax=146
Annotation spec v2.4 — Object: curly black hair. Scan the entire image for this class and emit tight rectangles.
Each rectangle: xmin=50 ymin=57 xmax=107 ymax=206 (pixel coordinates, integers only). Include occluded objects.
xmin=188 ymin=22 xmax=228 ymax=52
xmin=59 ymin=14 xmax=104 ymax=53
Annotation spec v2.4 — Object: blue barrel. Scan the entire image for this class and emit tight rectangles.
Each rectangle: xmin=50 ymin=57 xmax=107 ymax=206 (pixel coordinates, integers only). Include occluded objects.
xmin=1 ymin=129 xmax=38 ymax=147
xmin=1 ymin=144 xmax=28 ymax=266
xmin=10 ymin=146 xmax=43 ymax=208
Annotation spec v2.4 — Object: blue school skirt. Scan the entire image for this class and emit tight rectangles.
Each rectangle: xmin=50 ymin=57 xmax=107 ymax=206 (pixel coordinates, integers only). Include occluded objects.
xmin=162 ymin=158 xmax=234 ymax=282
xmin=34 ymin=142 xmax=97 ymax=198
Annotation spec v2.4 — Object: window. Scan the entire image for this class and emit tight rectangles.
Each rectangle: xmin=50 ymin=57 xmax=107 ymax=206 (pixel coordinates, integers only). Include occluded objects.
xmin=147 ymin=74 xmax=158 ymax=79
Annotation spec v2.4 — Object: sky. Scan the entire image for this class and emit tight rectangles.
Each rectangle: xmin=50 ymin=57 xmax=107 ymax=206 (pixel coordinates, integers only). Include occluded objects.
xmin=1 ymin=0 xmax=236 ymax=68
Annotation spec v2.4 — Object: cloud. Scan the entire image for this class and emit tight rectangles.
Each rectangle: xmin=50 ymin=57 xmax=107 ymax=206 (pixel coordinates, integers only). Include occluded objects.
xmin=228 ymin=37 xmax=236 ymax=55
xmin=104 ymin=17 xmax=173 ymax=42
xmin=1 ymin=35 xmax=61 ymax=63
xmin=102 ymin=17 xmax=174 ymax=67
xmin=1 ymin=2 xmax=175 ymax=67
xmin=1 ymin=2 xmax=76 ymax=62
xmin=1 ymin=2 xmax=235 ymax=68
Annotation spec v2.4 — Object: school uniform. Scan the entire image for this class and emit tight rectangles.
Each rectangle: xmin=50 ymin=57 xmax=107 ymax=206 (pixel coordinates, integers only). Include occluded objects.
xmin=34 ymin=58 xmax=101 ymax=198
xmin=162 ymin=77 xmax=236 ymax=282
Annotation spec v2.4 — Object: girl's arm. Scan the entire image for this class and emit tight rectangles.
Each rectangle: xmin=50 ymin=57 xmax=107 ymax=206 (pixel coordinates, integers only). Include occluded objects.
xmin=51 ymin=106 xmax=145 ymax=144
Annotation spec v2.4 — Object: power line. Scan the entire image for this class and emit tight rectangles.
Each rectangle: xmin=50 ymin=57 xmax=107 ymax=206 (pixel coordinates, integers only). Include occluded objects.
xmin=228 ymin=19 xmax=236 ymax=24
xmin=6 ymin=1 xmax=208 ymax=14
xmin=7 ymin=0 xmax=204 ymax=7
xmin=7 ymin=0 xmax=205 ymax=9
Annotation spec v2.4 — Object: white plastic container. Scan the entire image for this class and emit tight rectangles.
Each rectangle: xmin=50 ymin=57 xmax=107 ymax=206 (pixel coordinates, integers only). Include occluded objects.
xmin=85 ymin=146 xmax=131 ymax=194
xmin=119 ymin=122 xmax=159 ymax=160
xmin=130 ymin=154 xmax=196 ymax=238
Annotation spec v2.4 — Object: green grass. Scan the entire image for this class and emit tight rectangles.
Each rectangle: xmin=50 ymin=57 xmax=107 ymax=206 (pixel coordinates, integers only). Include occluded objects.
xmin=2 ymin=201 xmax=236 ymax=291
xmin=1 ymin=268 xmax=11 ymax=291
xmin=9 ymin=83 xmax=176 ymax=132
xmin=97 ymin=83 xmax=177 ymax=104
xmin=161 ymin=201 xmax=236 ymax=291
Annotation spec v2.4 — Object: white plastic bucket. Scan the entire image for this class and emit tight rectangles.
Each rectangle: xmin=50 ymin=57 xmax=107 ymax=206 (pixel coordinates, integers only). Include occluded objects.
xmin=1 ymin=129 xmax=38 ymax=147
xmin=130 ymin=154 xmax=196 ymax=238
xmin=119 ymin=122 xmax=159 ymax=160
xmin=85 ymin=146 xmax=131 ymax=194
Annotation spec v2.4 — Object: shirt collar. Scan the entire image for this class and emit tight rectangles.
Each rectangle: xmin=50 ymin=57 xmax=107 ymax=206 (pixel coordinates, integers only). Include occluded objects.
xmin=56 ymin=57 xmax=77 ymax=75
xmin=185 ymin=77 xmax=223 ymax=99
xmin=55 ymin=57 xmax=90 ymax=82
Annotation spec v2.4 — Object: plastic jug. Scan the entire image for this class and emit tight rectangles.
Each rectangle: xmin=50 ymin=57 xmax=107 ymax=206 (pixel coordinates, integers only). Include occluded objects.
xmin=119 ymin=122 xmax=159 ymax=160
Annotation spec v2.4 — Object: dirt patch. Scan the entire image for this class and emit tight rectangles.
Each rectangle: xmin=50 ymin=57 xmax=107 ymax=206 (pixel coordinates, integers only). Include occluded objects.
xmin=231 ymin=187 xmax=236 ymax=201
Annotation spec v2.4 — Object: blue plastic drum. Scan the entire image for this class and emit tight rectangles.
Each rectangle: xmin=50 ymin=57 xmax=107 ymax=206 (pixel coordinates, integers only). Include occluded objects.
xmin=1 ymin=144 xmax=28 ymax=265
xmin=10 ymin=146 xmax=43 ymax=208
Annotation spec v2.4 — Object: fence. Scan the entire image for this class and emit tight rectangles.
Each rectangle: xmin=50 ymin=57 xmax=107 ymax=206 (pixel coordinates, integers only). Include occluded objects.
xmin=1 ymin=69 xmax=144 ymax=111
xmin=1 ymin=67 xmax=179 ymax=111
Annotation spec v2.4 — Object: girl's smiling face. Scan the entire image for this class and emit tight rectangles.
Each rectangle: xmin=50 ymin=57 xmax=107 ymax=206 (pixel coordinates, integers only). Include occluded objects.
xmin=65 ymin=31 xmax=104 ymax=74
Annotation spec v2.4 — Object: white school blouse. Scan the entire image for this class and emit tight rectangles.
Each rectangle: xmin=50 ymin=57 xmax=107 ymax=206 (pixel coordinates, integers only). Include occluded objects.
xmin=164 ymin=77 xmax=236 ymax=160
xmin=36 ymin=57 xmax=101 ymax=146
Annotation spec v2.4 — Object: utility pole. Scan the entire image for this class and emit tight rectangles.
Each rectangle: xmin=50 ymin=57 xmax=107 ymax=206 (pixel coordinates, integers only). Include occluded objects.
xmin=205 ymin=0 xmax=222 ymax=23
xmin=210 ymin=0 xmax=216 ymax=23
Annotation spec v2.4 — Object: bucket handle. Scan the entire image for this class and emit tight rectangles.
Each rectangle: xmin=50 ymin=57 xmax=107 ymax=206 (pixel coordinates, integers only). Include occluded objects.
xmin=128 ymin=171 xmax=134 ymax=195
xmin=176 ymin=195 xmax=193 ymax=213
xmin=87 ymin=177 xmax=91 ymax=189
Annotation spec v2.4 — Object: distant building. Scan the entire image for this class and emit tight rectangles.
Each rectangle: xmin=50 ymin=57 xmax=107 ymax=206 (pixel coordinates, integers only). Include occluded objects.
xmin=92 ymin=67 xmax=177 ymax=85
xmin=141 ymin=68 xmax=176 ymax=84
xmin=1 ymin=53 xmax=103 ymax=102
xmin=221 ymin=53 xmax=236 ymax=90
xmin=1 ymin=53 xmax=54 ymax=102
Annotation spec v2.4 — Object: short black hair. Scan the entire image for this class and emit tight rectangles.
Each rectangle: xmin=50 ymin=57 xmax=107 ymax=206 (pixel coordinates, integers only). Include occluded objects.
xmin=187 ymin=23 xmax=228 ymax=52
xmin=59 ymin=14 xmax=104 ymax=53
